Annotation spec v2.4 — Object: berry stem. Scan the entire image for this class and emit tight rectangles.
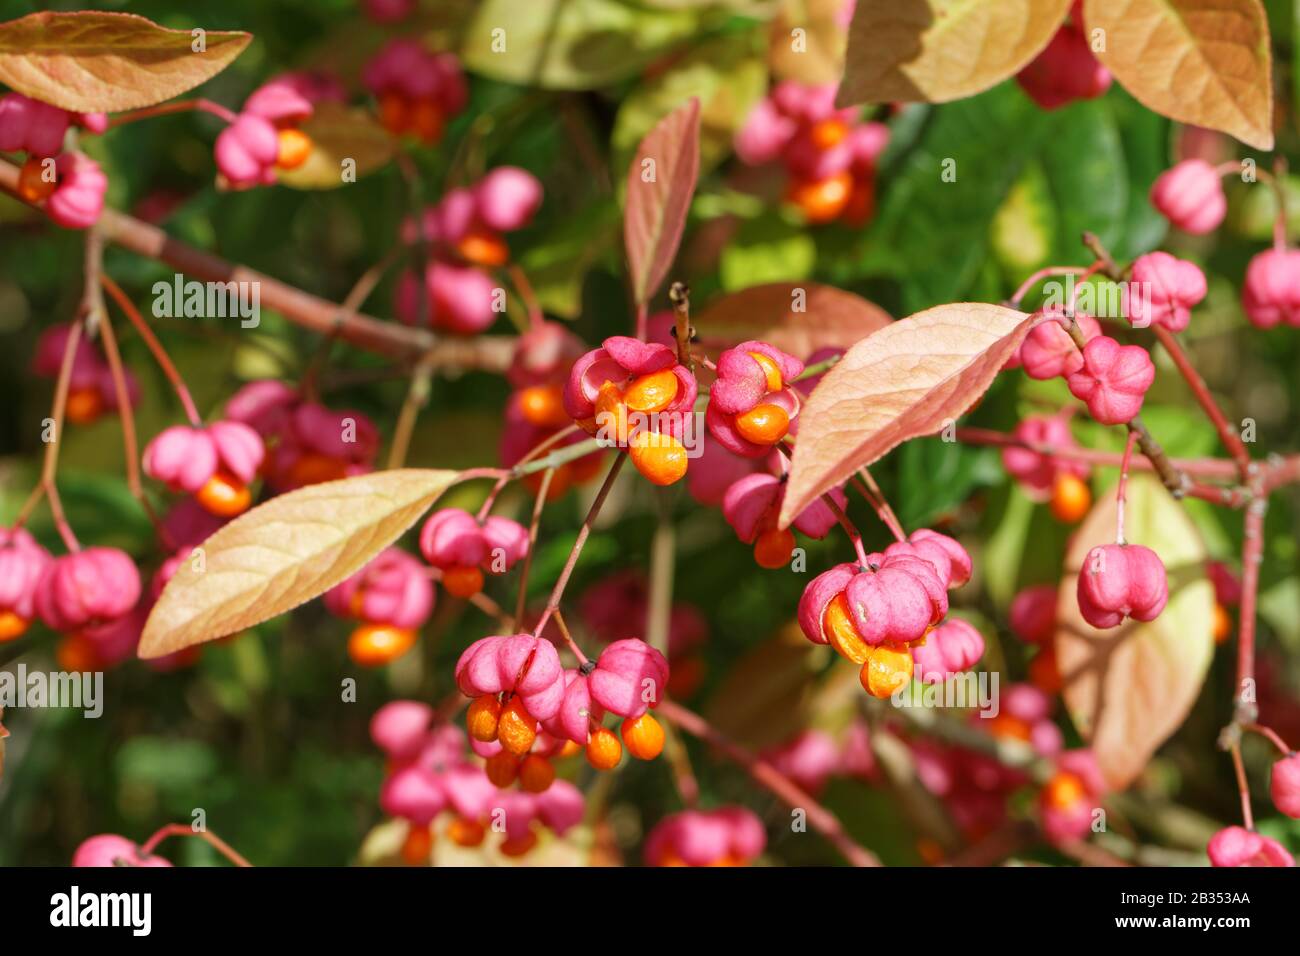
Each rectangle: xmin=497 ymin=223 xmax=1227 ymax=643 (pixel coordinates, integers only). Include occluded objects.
xmin=661 ymin=722 xmax=700 ymax=808
xmin=139 ymin=823 xmax=252 ymax=867
xmin=551 ymin=609 xmax=589 ymax=667
xmin=852 ymin=467 xmax=907 ymax=542
xmin=1115 ymin=430 xmax=1136 ymax=545
xmin=775 ymin=441 xmax=872 ymax=560
xmin=532 ymin=454 xmax=626 ymax=638
xmin=792 ymin=353 xmax=840 ymax=384
xmin=1151 ymin=324 xmax=1252 ymax=481
xmin=1228 ymin=741 xmax=1254 ymax=830
xmin=668 ymin=281 xmax=693 ymax=373
xmin=1008 ymin=265 xmax=1088 ymax=308
xmin=1236 ymin=499 xmax=1266 ymax=719
xmin=645 ymin=490 xmax=676 ymax=657
xmin=100 ymin=274 xmax=203 ymax=427
xmin=1243 ymin=722 xmax=1293 ymax=756
xmin=385 ymin=349 xmax=437 ymax=470
xmin=657 ymin=699 xmax=881 ymax=867
xmin=512 ymin=467 xmax=555 ymax=626
xmin=108 ymin=98 xmax=239 ymax=128
xmin=634 ymin=300 xmax=648 ymax=341
xmin=506 ymin=263 xmax=544 ymax=330
xmin=953 ymin=426 xmax=1243 ymax=479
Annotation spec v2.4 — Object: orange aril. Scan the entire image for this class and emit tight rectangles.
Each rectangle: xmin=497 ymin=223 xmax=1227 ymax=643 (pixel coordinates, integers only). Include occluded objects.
xmin=347 ymin=624 xmax=417 ymax=666
xmin=753 ymin=528 xmax=795 ymax=569
xmin=620 ymin=713 xmax=665 ymax=760
xmin=585 ymin=726 xmax=622 ymax=770
xmin=624 ymin=369 xmax=679 ymax=414
xmin=448 ymin=816 xmax=486 ymax=847
xmin=400 ymin=823 xmax=433 ymax=865
xmin=734 ymin=403 xmax=789 ymax=446
xmin=1049 ymin=472 xmax=1091 ymax=523
xmin=275 ymin=128 xmax=313 ymax=170
xmin=499 ymin=830 xmax=538 ymax=857
xmin=0 ymin=609 xmax=31 ymax=642
xmin=378 ymin=93 xmax=410 ymax=135
xmin=517 ymin=383 xmax=569 ymax=429
xmin=17 ymin=156 xmax=56 ymax=203
xmin=442 ymin=564 xmax=484 ymax=599
xmin=628 ymin=430 xmax=688 ymax=486
xmin=747 ymin=351 xmax=784 ymax=392
xmin=1212 ymin=603 xmax=1232 ymax=645
xmin=809 ymin=118 xmax=848 ymax=150
xmin=195 ymin=470 xmax=252 ymax=517
xmin=786 ymin=170 xmax=853 ymax=225
xmin=1043 ymin=771 xmax=1087 ymax=811
xmin=467 ymin=694 xmax=502 ymax=743
xmin=518 ymin=754 xmax=556 ymax=792
xmin=409 ymin=99 xmax=444 ymax=144
xmin=861 ymin=642 xmax=913 ymax=699
xmin=57 ymin=633 xmax=100 ymax=673
xmin=457 ymin=226 xmax=510 ymax=268
xmin=64 ymin=387 xmax=104 ymax=425
xmin=497 ymin=696 xmax=537 ymax=756
xmin=485 ymin=751 xmax=521 ymax=787
xmin=823 ymin=592 xmax=871 ymax=664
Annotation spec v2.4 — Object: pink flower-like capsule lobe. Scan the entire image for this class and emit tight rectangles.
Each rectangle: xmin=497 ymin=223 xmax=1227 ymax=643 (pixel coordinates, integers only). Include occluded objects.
xmin=535 ymin=779 xmax=585 ymax=836
xmin=506 ymin=321 xmax=587 ymax=389
xmin=1039 ymin=749 xmax=1107 ymax=845
xmin=474 ymin=166 xmax=543 ymax=233
xmin=911 ymin=618 xmax=985 ymax=684
xmin=686 ymin=432 xmax=760 ymax=507
xmin=1015 ymin=23 xmax=1111 ymax=110
xmin=380 ymin=765 xmax=446 ymax=825
xmin=1009 ymin=584 xmax=1058 ymax=644
xmin=1123 ymin=251 xmax=1207 ymax=332
xmin=224 ymin=379 xmax=299 ymax=437
xmin=45 ymin=152 xmax=108 ymax=229
xmin=455 ymin=634 xmax=566 ymax=721
xmin=419 ymin=508 xmax=528 ymax=573
xmin=589 ymin=638 xmax=670 ymax=719
xmin=1207 ymin=826 xmax=1295 ymax=867
xmin=770 ymin=81 xmax=839 ymax=124
xmin=734 ymin=96 xmax=798 ymax=165
xmin=440 ymin=764 xmax=498 ymax=822
xmin=1150 ymin=159 xmax=1227 ymax=235
xmin=1065 ymin=336 xmax=1155 ymax=426
xmin=143 ymin=421 xmax=264 ymax=494
xmin=1242 ymin=248 xmax=1300 ymax=329
xmin=36 ymin=547 xmax=142 ymax=633
xmin=0 ymin=93 xmax=72 ymax=157
xmin=362 ymin=0 xmax=415 ymax=24
xmin=214 ymin=113 xmax=280 ymax=189
xmin=325 ymin=547 xmax=434 ymax=631
xmin=539 ymin=669 xmax=605 ymax=744
xmin=645 ymin=806 xmax=766 ymax=866
xmin=1002 ymin=414 xmax=1089 ymax=498
xmin=722 ymin=472 xmax=845 ymax=542
xmin=761 ymin=730 xmax=839 ymax=794
xmin=394 ymin=261 xmax=499 ymax=334
xmin=0 ymin=528 xmax=51 ymax=640
xmin=243 ymin=78 xmax=314 ymax=127
xmin=1270 ymin=752 xmax=1300 ymax=818
xmin=363 ymin=40 xmax=467 ymax=114
xmin=563 ymin=337 xmax=698 ymax=437
xmin=893 ymin=528 xmax=972 ymax=590
xmin=798 ymin=554 xmax=948 ymax=648
xmin=369 ymin=700 xmax=435 ymax=762
xmin=1077 ymin=543 xmax=1168 ymax=629
xmin=72 ymin=834 xmax=172 ymax=868
xmin=290 ymin=402 xmax=380 ymax=464
xmin=1018 ymin=310 xmax=1101 ymax=381
xmin=1207 ymin=560 xmax=1242 ymax=606
xmin=706 ymin=341 xmax=805 ymax=458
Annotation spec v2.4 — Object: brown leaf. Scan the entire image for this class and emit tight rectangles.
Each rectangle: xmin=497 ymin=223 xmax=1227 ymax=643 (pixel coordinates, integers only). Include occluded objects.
xmin=693 ymin=281 xmax=892 ymax=358
xmin=1056 ymin=475 xmax=1214 ymax=789
xmin=768 ymin=0 xmax=850 ymax=86
xmin=624 ymin=98 xmax=701 ymax=305
xmin=779 ymin=302 xmax=1034 ymax=527
xmin=0 ymin=11 xmax=251 ymax=113
xmin=276 ymin=103 xmax=395 ymax=190
xmin=139 ymin=469 xmax=458 ymax=658
xmin=1083 ymin=0 xmax=1273 ymax=150
xmin=836 ymin=0 xmax=1073 ymax=106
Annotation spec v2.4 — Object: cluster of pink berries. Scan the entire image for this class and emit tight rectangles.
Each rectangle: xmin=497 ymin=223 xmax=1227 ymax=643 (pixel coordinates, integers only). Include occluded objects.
xmin=324 ymin=547 xmax=433 ymax=666
xmin=213 ymin=74 xmax=332 ymax=189
xmin=458 ymin=633 xmax=670 ymax=775
xmin=644 ymin=806 xmax=766 ymax=867
xmin=1014 ymin=3 xmax=1111 ymax=110
xmin=799 ymin=529 xmax=977 ymax=698
xmin=760 ymin=723 xmax=878 ymax=794
xmin=735 ymin=81 xmax=887 ymax=226
xmin=364 ymin=39 xmax=467 ymax=145
xmin=143 ymin=419 xmax=265 ymax=519
xmin=0 ymin=92 xmax=108 ymax=229
xmin=395 ymin=167 xmax=543 ymax=334
xmin=1001 ymin=412 xmax=1092 ymax=523
xmin=224 ymin=379 xmax=379 ymax=491
xmin=371 ymin=700 xmax=584 ymax=862
xmin=32 ymin=323 xmax=139 ymax=426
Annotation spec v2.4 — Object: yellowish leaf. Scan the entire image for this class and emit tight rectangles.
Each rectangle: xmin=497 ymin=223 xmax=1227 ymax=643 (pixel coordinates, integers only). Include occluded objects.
xmin=779 ymin=302 xmax=1034 ymax=527
xmin=836 ymin=0 xmax=1073 ymax=106
xmin=768 ymin=0 xmax=850 ymax=86
xmin=276 ymin=103 xmax=395 ymax=190
xmin=693 ymin=281 xmax=892 ymax=358
xmin=1056 ymin=475 xmax=1214 ymax=789
xmin=139 ymin=469 xmax=458 ymax=658
xmin=1083 ymin=0 xmax=1273 ymax=150
xmin=0 ymin=11 xmax=251 ymax=113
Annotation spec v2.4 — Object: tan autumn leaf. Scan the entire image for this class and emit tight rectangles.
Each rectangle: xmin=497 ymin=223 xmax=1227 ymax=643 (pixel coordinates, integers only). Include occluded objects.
xmin=836 ymin=0 xmax=1073 ymax=106
xmin=139 ymin=469 xmax=458 ymax=659
xmin=0 ymin=11 xmax=251 ymax=113
xmin=277 ymin=103 xmax=395 ymax=190
xmin=624 ymin=98 xmax=701 ymax=305
xmin=1083 ymin=0 xmax=1273 ymax=150
xmin=768 ymin=0 xmax=850 ymax=86
xmin=1056 ymin=475 xmax=1214 ymax=789
xmin=693 ymin=281 xmax=892 ymax=358
xmin=779 ymin=302 xmax=1034 ymax=527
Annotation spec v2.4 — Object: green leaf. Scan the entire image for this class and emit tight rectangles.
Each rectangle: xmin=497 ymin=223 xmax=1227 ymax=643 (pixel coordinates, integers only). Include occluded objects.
xmin=720 ymin=209 xmax=816 ymax=290
xmin=1039 ymin=98 xmax=1128 ymax=261
xmin=517 ymin=199 xmax=622 ymax=318
xmin=460 ymin=0 xmax=714 ymax=90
